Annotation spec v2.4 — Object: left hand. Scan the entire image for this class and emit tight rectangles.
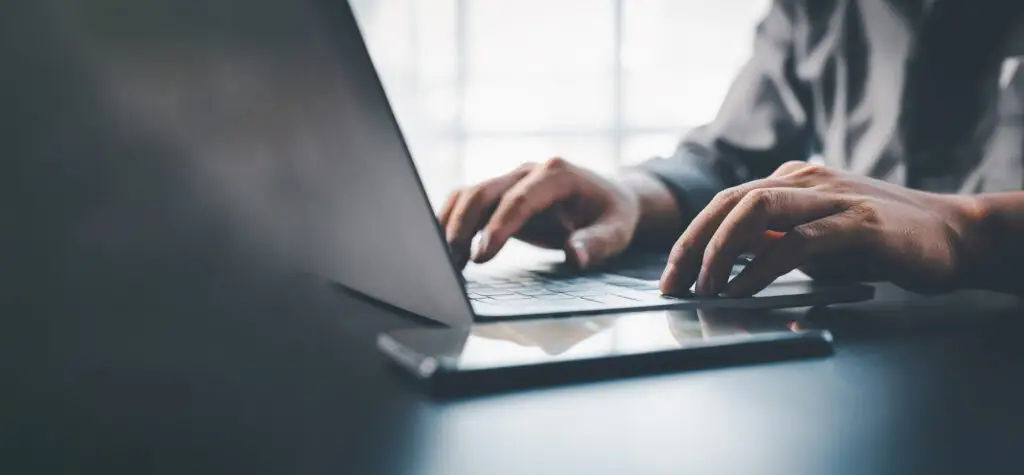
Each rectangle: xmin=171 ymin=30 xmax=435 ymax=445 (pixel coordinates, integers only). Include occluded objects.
xmin=659 ymin=161 xmax=980 ymax=297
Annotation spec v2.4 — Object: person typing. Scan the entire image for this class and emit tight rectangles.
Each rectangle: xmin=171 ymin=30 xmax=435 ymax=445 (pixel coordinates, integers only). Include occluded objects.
xmin=440 ymin=0 xmax=1024 ymax=297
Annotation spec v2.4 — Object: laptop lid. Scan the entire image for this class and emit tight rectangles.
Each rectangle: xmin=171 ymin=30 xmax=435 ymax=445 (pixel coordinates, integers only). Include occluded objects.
xmin=4 ymin=0 xmax=474 ymax=326
xmin=306 ymin=1 xmax=474 ymax=325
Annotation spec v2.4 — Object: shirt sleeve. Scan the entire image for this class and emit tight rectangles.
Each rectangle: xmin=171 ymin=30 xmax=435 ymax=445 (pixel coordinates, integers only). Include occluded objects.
xmin=637 ymin=0 xmax=813 ymax=222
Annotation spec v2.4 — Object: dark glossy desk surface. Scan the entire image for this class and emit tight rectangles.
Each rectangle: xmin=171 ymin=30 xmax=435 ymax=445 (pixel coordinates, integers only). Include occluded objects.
xmin=8 ymin=252 xmax=1024 ymax=475
xmin=5 ymin=2 xmax=1023 ymax=472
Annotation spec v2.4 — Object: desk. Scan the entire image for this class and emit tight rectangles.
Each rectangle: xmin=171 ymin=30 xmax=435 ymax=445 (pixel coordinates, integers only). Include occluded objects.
xmin=8 ymin=254 xmax=1024 ymax=475
xmin=5 ymin=0 xmax=1024 ymax=471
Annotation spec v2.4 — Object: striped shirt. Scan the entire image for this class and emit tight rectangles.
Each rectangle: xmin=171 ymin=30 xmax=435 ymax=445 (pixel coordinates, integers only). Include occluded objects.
xmin=641 ymin=0 xmax=1024 ymax=220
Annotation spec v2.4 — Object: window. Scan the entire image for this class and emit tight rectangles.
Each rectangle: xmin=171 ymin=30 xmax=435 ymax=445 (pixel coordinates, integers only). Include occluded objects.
xmin=350 ymin=0 xmax=770 ymax=208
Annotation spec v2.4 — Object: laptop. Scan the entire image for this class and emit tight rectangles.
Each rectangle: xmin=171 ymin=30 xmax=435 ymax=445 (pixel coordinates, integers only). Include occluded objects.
xmin=320 ymin=1 xmax=873 ymax=324
xmin=20 ymin=0 xmax=872 ymax=327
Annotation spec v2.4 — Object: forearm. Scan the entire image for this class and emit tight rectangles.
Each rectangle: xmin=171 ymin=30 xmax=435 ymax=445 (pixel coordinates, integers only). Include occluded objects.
xmin=959 ymin=192 xmax=1024 ymax=294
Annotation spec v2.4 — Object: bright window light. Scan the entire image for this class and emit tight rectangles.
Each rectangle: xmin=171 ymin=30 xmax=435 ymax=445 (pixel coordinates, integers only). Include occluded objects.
xmin=351 ymin=0 xmax=770 ymax=208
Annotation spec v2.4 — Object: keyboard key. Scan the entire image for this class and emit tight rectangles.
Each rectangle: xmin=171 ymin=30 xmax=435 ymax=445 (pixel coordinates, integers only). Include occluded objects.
xmin=591 ymin=275 xmax=639 ymax=285
xmin=517 ymin=288 xmax=554 ymax=296
xmin=524 ymin=298 xmax=599 ymax=311
xmin=563 ymin=282 xmax=612 ymax=291
xmin=614 ymin=281 xmax=660 ymax=291
xmin=534 ymin=293 xmax=577 ymax=300
xmin=564 ymin=290 xmax=605 ymax=297
xmin=608 ymin=289 xmax=657 ymax=300
xmin=490 ymin=294 xmax=534 ymax=301
xmin=475 ymin=288 xmax=514 ymax=296
xmin=469 ymin=268 xmax=709 ymax=313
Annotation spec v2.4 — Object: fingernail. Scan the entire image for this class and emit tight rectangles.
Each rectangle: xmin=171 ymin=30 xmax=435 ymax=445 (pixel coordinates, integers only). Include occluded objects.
xmin=570 ymin=238 xmax=589 ymax=269
xmin=471 ymin=231 xmax=490 ymax=262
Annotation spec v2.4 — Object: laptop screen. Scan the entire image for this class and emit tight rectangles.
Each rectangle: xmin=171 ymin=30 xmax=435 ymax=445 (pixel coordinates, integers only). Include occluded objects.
xmin=8 ymin=0 xmax=475 ymax=324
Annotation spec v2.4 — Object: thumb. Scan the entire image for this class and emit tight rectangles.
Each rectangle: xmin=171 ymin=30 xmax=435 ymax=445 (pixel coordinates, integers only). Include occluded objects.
xmin=565 ymin=218 xmax=631 ymax=270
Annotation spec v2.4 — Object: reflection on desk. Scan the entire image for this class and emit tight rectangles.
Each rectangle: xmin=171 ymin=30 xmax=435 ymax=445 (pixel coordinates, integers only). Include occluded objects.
xmin=457 ymin=308 xmax=807 ymax=370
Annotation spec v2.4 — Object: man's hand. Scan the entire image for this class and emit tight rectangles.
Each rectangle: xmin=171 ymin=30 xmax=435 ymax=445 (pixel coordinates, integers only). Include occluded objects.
xmin=659 ymin=161 xmax=979 ymax=297
xmin=440 ymin=158 xmax=654 ymax=270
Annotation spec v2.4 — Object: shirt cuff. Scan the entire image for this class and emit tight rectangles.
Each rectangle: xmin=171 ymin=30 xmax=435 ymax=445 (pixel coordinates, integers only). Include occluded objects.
xmin=635 ymin=148 xmax=727 ymax=223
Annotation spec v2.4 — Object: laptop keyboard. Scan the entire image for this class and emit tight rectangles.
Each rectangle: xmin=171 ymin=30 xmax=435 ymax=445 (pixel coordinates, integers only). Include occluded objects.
xmin=463 ymin=258 xmax=754 ymax=317
xmin=465 ymin=272 xmax=664 ymax=305
xmin=459 ymin=253 xmax=853 ymax=317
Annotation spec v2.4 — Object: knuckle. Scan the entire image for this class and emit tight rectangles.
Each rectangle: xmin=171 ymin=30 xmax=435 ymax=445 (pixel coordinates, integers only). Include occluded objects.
xmin=701 ymin=257 xmax=717 ymax=273
xmin=710 ymin=189 xmax=730 ymax=204
xmin=667 ymin=236 xmax=691 ymax=262
xmin=516 ymin=161 xmax=538 ymax=172
xmin=801 ymin=163 xmax=829 ymax=176
xmin=503 ymin=192 xmax=531 ymax=213
xmin=790 ymin=223 xmax=822 ymax=243
xmin=774 ymin=160 xmax=807 ymax=176
xmin=443 ymin=222 xmax=456 ymax=239
xmin=847 ymin=201 xmax=881 ymax=225
xmin=703 ymin=236 xmax=725 ymax=262
xmin=440 ymin=191 xmax=462 ymax=216
xmin=445 ymin=221 xmax=466 ymax=242
xmin=677 ymin=233 xmax=699 ymax=253
xmin=701 ymin=249 xmax=720 ymax=272
xmin=542 ymin=157 xmax=569 ymax=172
xmin=463 ymin=188 xmax=487 ymax=207
xmin=784 ymin=162 xmax=828 ymax=179
xmin=742 ymin=188 xmax=776 ymax=211
xmin=508 ymin=191 xmax=529 ymax=206
xmin=712 ymin=187 xmax=744 ymax=206
xmin=786 ymin=164 xmax=831 ymax=186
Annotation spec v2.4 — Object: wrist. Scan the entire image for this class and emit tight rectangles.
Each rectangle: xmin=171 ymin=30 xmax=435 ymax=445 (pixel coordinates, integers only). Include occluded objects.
xmin=614 ymin=170 xmax=684 ymax=248
xmin=943 ymin=194 xmax=992 ymax=289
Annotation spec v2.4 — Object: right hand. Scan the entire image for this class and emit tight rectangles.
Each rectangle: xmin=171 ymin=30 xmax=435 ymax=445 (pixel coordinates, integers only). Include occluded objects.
xmin=439 ymin=158 xmax=641 ymax=270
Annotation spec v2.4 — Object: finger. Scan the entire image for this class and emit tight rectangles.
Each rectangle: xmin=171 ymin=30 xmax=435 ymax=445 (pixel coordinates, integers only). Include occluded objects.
xmin=723 ymin=210 xmax=870 ymax=297
xmin=445 ymin=190 xmax=496 ymax=268
xmin=446 ymin=168 xmax=531 ymax=267
xmin=514 ymin=201 xmax=575 ymax=249
xmin=660 ymin=177 xmax=791 ymax=296
xmin=437 ymin=190 xmax=461 ymax=228
xmin=769 ymin=160 xmax=812 ymax=178
xmin=696 ymin=188 xmax=849 ymax=296
xmin=472 ymin=160 xmax=576 ymax=263
xmin=746 ymin=230 xmax=785 ymax=257
xmin=564 ymin=213 xmax=632 ymax=269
